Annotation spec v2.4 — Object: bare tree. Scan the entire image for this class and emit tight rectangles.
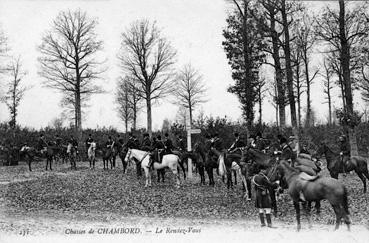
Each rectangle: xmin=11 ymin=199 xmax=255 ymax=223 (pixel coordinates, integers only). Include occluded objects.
xmin=116 ymin=77 xmax=133 ymax=133
xmin=116 ymin=76 xmax=143 ymax=132
xmin=295 ymin=13 xmax=318 ymax=127
xmin=321 ymin=58 xmax=334 ymax=125
xmin=315 ymin=0 xmax=369 ymax=155
xmin=1 ymin=56 xmax=28 ymax=128
xmin=119 ymin=19 xmax=176 ymax=136
xmin=0 ymin=27 xmax=8 ymax=73
xmin=254 ymin=0 xmax=286 ymax=128
xmin=173 ymin=64 xmax=207 ymax=125
xmin=38 ymin=10 xmax=106 ymax=139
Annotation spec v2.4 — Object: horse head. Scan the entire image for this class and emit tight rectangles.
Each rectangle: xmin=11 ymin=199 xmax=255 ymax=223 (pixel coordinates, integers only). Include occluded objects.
xmin=124 ymin=148 xmax=132 ymax=163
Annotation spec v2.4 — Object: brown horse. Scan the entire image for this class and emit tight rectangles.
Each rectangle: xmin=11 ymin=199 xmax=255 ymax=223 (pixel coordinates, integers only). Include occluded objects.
xmin=315 ymin=143 xmax=369 ymax=193
xmin=270 ymin=160 xmax=351 ymax=231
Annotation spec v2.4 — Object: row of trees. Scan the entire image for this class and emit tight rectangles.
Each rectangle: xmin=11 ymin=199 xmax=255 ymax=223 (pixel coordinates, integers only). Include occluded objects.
xmin=1 ymin=11 xmax=208 ymax=140
xmin=222 ymin=0 xmax=369 ymax=155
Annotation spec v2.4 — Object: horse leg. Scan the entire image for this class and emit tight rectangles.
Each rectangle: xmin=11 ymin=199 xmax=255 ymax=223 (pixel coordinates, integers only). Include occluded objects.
xmin=233 ymin=170 xmax=237 ymax=185
xmin=355 ymin=171 xmax=367 ymax=193
xmin=293 ymin=201 xmax=301 ymax=232
xmin=302 ymin=201 xmax=312 ymax=229
xmin=50 ymin=157 xmax=52 ymax=170
xmin=28 ymin=159 xmax=32 ymax=172
xmin=269 ymin=188 xmax=277 ymax=216
xmin=332 ymin=204 xmax=342 ymax=230
xmin=315 ymin=200 xmax=321 ymax=215
xmin=246 ymin=178 xmax=252 ymax=200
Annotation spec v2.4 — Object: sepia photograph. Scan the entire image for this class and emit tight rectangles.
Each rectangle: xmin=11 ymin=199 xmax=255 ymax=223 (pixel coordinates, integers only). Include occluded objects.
xmin=0 ymin=0 xmax=368 ymax=242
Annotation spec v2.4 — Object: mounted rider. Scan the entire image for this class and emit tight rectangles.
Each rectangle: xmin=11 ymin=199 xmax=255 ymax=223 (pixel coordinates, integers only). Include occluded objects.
xmin=85 ymin=134 xmax=93 ymax=152
xmin=339 ymin=135 xmax=350 ymax=175
xmin=125 ymin=133 xmax=138 ymax=150
xmin=279 ymin=136 xmax=296 ymax=166
xmin=105 ymin=136 xmax=114 ymax=150
xmin=67 ymin=135 xmax=78 ymax=155
xmin=55 ymin=134 xmax=62 ymax=147
xmin=148 ymin=135 xmax=165 ymax=168
xmin=228 ymin=132 xmax=246 ymax=153
xmin=164 ymin=133 xmax=174 ymax=155
xmin=255 ymin=132 xmax=267 ymax=152
xmin=176 ymin=134 xmax=186 ymax=152
xmin=140 ymin=133 xmax=152 ymax=151
xmin=37 ymin=134 xmax=48 ymax=154
xmin=252 ymin=168 xmax=279 ymax=228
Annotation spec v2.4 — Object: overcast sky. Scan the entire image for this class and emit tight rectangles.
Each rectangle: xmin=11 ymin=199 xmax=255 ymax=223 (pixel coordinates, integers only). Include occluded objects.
xmin=0 ymin=0 xmax=365 ymax=132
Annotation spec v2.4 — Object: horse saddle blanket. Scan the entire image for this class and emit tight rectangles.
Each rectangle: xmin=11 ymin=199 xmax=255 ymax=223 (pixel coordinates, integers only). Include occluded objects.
xmin=298 ymin=153 xmax=312 ymax=160
xmin=295 ymin=165 xmax=317 ymax=176
xmin=295 ymin=157 xmax=318 ymax=171
xmin=299 ymin=172 xmax=319 ymax=181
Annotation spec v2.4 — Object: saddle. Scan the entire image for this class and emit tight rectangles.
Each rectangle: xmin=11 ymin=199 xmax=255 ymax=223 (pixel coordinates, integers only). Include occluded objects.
xmin=299 ymin=172 xmax=319 ymax=181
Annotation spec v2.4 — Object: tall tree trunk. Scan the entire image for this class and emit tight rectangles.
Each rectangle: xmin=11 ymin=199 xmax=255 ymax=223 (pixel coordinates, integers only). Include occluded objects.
xmin=133 ymin=102 xmax=137 ymax=131
xmin=281 ymin=0 xmax=299 ymax=151
xmin=304 ymin=51 xmax=311 ymax=127
xmin=146 ymin=94 xmax=152 ymax=137
xmin=328 ymin=89 xmax=332 ymax=125
xmin=270 ymin=14 xmax=285 ymax=128
xmin=258 ymin=87 xmax=262 ymax=126
xmin=339 ymin=0 xmax=358 ymax=156
xmin=241 ymin=1 xmax=253 ymax=131
xmin=75 ymin=90 xmax=82 ymax=142
xmin=295 ymin=60 xmax=301 ymax=128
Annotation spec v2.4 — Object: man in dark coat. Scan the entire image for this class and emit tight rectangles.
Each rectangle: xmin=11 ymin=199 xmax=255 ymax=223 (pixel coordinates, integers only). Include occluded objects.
xmin=176 ymin=134 xmax=186 ymax=152
xmin=255 ymin=132 xmax=267 ymax=152
xmin=140 ymin=133 xmax=152 ymax=151
xmin=85 ymin=134 xmax=93 ymax=152
xmin=339 ymin=135 xmax=350 ymax=175
xmin=37 ymin=134 xmax=48 ymax=154
xmin=55 ymin=134 xmax=62 ymax=147
xmin=280 ymin=136 xmax=296 ymax=166
xmin=228 ymin=132 xmax=246 ymax=153
xmin=252 ymin=168 xmax=279 ymax=228
xmin=163 ymin=133 xmax=174 ymax=155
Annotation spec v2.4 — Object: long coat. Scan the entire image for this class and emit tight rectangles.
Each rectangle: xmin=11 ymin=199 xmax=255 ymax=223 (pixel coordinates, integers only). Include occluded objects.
xmin=252 ymin=172 xmax=278 ymax=209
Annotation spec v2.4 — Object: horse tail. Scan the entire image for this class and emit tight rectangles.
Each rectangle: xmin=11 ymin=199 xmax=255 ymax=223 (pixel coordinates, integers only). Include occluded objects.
xmin=342 ymin=185 xmax=350 ymax=215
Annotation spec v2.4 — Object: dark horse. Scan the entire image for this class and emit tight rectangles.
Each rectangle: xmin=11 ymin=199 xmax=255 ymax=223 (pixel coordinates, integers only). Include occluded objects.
xmin=20 ymin=145 xmax=54 ymax=171
xmin=118 ymin=146 xmax=128 ymax=173
xmin=270 ymin=160 xmax=351 ymax=231
xmin=315 ymin=143 xmax=369 ymax=193
xmin=102 ymin=147 xmax=113 ymax=170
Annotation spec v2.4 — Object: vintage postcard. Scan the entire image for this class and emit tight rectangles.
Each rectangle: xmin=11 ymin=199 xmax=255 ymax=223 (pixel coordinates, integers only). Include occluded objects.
xmin=0 ymin=0 xmax=368 ymax=242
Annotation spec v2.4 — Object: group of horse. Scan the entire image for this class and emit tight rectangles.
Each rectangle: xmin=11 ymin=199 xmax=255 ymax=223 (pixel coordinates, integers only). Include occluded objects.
xmin=7 ymin=138 xmax=369 ymax=231
xmin=124 ymin=141 xmax=369 ymax=231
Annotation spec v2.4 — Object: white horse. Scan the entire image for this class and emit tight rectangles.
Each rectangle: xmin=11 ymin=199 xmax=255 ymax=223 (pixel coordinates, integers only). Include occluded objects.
xmin=124 ymin=149 xmax=181 ymax=188
xmin=88 ymin=142 xmax=96 ymax=169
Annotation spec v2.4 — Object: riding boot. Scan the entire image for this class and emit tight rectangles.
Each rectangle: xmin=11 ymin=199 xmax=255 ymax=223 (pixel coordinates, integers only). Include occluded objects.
xmin=266 ymin=214 xmax=276 ymax=228
xmin=259 ymin=213 xmax=266 ymax=227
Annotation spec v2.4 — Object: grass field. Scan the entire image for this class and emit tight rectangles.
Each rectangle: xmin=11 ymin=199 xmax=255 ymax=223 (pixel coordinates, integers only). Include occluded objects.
xmin=0 ymin=157 xmax=368 ymax=241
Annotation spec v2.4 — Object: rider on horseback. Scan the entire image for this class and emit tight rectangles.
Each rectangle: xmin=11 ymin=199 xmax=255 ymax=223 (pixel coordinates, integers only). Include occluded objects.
xmin=176 ymin=134 xmax=186 ymax=152
xmin=228 ymin=132 xmax=246 ymax=153
xmin=148 ymin=135 xmax=165 ymax=168
xmin=37 ymin=134 xmax=48 ymax=155
xmin=339 ymin=135 xmax=350 ymax=175
xmin=140 ymin=133 xmax=152 ymax=151
xmin=255 ymin=132 xmax=267 ymax=152
xmin=105 ymin=136 xmax=114 ymax=149
xmin=164 ymin=133 xmax=174 ymax=155
xmin=85 ymin=134 xmax=93 ymax=153
xmin=279 ymin=136 xmax=296 ymax=166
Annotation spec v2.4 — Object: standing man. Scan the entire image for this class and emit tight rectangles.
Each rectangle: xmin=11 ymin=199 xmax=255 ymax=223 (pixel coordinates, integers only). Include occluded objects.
xmin=279 ymin=137 xmax=296 ymax=166
xmin=176 ymin=134 xmax=186 ymax=152
xmin=252 ymin=168 xmax=279 ymax=228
